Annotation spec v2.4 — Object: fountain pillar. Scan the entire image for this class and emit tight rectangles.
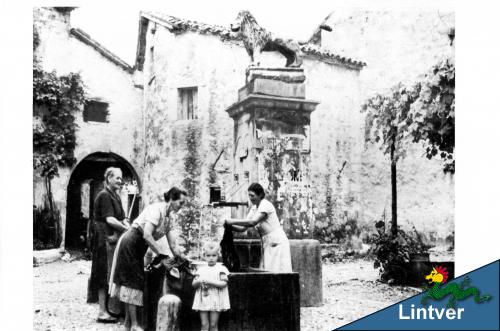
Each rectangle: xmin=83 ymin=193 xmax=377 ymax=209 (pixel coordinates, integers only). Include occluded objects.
xmin=225 ymin=67 xmax=323 ymax=307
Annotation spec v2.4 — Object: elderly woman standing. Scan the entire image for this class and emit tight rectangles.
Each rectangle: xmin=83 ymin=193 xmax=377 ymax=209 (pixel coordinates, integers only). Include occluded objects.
xmin=110 ymin=187 xmax=187 ymax=331
xmin=225 ymin=183 xmax=292 ymax=272
xmin=89 ymin=167 xmax=130 ymax=323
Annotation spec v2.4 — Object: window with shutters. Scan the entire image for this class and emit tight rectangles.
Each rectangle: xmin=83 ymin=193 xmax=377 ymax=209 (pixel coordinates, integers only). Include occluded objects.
xmin=177 ymin=87 xmax=198 ymax=120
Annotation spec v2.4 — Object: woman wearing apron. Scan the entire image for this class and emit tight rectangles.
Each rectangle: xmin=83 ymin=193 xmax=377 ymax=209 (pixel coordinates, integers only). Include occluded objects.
xmin=109 ymin=187 xmax=187 ymax=331
xmin=225 ymin=183 xmax=292 ymax=272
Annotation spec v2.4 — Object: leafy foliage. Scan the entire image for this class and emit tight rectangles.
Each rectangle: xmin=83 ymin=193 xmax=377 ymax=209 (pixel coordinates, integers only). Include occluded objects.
xmin=33 ymin=66 xmax=85 ymax=179
xmin=361 ymin=58 xmax=455 ymax=240
xmin=314 ymin=214 xmax=361 ymax=243
xmin=372 ymin=227 xmax=429 ymax=284
xmin=33 ymin=25 xmax=85 ymax=179
xmin=362 ymin=83 xmax=421 ymax=161
xmin=362 ymin=58 xmax=455 ymax=173
xmin=362 ymin=84 xmax=421 ymax=236
xmin=33 ymin=202 xmax=62 ymax=250
xmin=408 ymin=59 xmax=455 ymax=173
xmin=175 ymin=200 xmax=203 ymax=258
xmin=33 ymin=25 xmax=85 ymax=248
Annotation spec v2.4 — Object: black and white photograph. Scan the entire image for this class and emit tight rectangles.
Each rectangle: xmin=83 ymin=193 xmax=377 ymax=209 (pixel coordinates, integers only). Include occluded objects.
xmin=1 ymin=1 xmax=498 ymax=330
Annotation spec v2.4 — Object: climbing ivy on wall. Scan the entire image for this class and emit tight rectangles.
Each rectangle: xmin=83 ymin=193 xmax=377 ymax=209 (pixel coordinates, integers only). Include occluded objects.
xmin=33 ymin=25 xmax=85 ymax=248
xmin=33 ymin=68 xmax=84 ymax=178
xmin=33 ymin=27 xmax=85 ymax=179
xmin=179 ymin=121 xmax=204 ymax=257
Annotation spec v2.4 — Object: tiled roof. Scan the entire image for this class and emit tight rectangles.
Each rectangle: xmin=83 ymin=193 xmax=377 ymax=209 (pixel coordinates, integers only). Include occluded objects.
xmin=139 ymin=11 xmax=366 ymax=70
xmin=141 ymin=12 xmax=235 ymax=41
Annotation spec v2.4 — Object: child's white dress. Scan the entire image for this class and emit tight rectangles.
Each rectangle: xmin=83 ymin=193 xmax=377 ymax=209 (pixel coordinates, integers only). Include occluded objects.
xmin=192 ymin=263 xmax=230 ymax=312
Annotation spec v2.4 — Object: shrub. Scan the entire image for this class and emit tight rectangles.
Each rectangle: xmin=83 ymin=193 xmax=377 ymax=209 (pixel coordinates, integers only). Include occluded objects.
xmin=372 ymin=227 xmax=430 ymax=284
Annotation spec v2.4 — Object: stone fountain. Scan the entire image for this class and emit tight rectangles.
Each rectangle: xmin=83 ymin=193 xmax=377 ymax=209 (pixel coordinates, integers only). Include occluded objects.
xmin=147 ymin=12 xmax=323 ymax=331
xmin=147 ymin=72 xmax=318 ymax=331
xmin=225 ymin=66 xmax=323 ymax=308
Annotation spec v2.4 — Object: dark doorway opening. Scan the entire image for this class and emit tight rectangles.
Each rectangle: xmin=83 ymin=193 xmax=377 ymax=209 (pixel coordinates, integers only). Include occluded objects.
xmin=65 ymin=152 xmax=141 ymax=250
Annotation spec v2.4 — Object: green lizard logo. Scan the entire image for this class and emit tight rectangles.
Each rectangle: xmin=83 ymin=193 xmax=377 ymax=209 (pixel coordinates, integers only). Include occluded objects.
xmin=421 ymin=266 xmax=492 ymax=308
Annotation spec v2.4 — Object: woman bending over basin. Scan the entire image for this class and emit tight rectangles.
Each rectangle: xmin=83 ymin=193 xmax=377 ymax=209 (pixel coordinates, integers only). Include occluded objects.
xmin=225 ymin=183 xmax=292 ymax=272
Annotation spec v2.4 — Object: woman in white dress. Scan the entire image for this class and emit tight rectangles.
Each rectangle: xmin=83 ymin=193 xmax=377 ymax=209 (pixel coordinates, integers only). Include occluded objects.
xmin=225 ymin=183 xmax=292 ymax=272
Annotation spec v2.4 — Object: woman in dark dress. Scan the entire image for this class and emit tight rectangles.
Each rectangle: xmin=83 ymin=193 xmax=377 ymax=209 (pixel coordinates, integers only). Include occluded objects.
xmin=89 ymin=167 xmax=130 ymax=322
xmin=109 ymin=187 xmax=187 ymax=331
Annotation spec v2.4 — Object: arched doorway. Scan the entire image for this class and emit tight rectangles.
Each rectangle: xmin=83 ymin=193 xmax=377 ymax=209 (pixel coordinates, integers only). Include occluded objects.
xmin=65 ymin=152 xmax=141 ymax=249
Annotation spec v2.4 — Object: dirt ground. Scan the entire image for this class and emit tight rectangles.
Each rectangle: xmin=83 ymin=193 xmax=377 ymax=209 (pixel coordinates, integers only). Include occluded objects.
xmin=33 ymin=257 xmax=420 ymax=331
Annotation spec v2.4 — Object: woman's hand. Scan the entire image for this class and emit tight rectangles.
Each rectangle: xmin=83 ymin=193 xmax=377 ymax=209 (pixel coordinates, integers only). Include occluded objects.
xmin=144 ymin=222 xmax=164 ymax=255
xmin=106 ymin=216 xmax=129 ymax=233
xmin=123 ymin=218 xmax=131 ymax=229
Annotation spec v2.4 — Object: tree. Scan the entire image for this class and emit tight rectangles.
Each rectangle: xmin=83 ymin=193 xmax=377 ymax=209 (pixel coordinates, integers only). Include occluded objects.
xmin=408 ymin=58 xmax=455 ymax=173
xmin=362 ymin=58 xmax=455 ymax=237
xmin=362 ymin=84 xmax=421 ymax=236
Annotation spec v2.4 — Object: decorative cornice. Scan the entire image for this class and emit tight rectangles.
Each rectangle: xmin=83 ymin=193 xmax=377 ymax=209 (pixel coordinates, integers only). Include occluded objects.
xmin=225 ymin=94 xmax=319 ymax=119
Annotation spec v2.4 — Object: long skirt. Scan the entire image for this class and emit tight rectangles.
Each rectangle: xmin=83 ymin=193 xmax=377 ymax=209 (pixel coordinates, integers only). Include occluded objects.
xmin=87 ymin=221 xmax=109 ymax=302
xmin=260 ymin=228 xmax=292 ymax=272
xmin=110 ymin=227 xmax=148 ymax=306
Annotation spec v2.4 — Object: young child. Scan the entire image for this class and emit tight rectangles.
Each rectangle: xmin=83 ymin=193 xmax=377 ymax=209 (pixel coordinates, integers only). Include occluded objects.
xmin=192 ymin=242 xmax=230 ymax=331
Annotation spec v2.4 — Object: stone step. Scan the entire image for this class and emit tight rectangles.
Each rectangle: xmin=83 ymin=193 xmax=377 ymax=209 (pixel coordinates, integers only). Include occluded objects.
xmin=33 ymin=248 xmax=63 ymax=265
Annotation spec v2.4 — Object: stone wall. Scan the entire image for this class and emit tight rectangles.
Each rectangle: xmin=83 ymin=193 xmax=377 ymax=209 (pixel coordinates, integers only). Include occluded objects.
xmin=140 ymin=25 xmax=363 ymax=246
xmin=33 ymin=8 xmax=143 ymax=247
xmin=319 ymin=9 xmax=455 ymax=241
xmin=33 ymin=8 xmax=455 ymax=249
xmin=141 ymin=10 xmax=454 ymax=244
xmin=141 ymin=29 xmax=244 ymax=205
xmin=322 ymin=9 xmax=454 ymax=98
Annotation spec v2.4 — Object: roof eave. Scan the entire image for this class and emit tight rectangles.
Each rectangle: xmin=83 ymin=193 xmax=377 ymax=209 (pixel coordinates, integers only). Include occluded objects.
xmin=136 ymin=12 xmax=366 ymax=71
xmin=70 ymin=28 xmax=134 ymax=74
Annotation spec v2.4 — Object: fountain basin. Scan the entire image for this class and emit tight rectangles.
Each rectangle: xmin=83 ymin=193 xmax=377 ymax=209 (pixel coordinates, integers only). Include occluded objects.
xmin=144 ymin=266 xmax=300 ymax=331
xmin=234 ymin=238 xmax=323 ymax=307
xmin=217 ymin=271 xmax=300 ymax=331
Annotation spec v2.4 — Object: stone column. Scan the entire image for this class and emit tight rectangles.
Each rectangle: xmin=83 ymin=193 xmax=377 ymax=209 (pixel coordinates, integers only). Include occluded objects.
xmin=225 ymin=67 xmax=319 ymax=238
xmin=225 ymin=67 xmax=323 ymax=307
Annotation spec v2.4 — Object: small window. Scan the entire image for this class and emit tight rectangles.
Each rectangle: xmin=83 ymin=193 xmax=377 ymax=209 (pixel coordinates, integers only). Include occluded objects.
xmin=177 ymin=87 xmax=198 ymax=120
xmin=83 ymin=100 xmax=109 ymax=123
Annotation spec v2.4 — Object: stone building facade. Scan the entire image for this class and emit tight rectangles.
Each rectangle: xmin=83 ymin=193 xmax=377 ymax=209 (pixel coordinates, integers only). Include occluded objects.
xmin=33 ymin=8 xmax=454 ymax=249
xmin=33 ymin=8 xmax=143 ymax=248
xmin=320 ymin=9 xmax=455 ymax=240
xmin=135 ymin=12 xmax=366 ymax=241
